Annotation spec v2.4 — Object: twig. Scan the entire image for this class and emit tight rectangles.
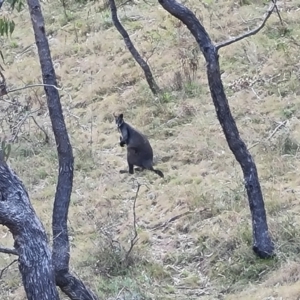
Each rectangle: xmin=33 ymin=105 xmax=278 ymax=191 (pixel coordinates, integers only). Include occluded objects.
xmin=216 ymin=1 xmax=277 ymax=50
xmin=10 ymin=112 xmax=31 ymax=143
xmin=115 ymin=287 xmax=126 ymax=299
xmin=30 ymin=115 xmax=49 ymax=144
xmin=0 ymin=259 xmax=18 ymax=279
xmin=248 ymin=120 xmax=287 ymax=150
xmin=251 ymin=87 xmax=261 ymax=100
xmin=273 ymin=0 xmax=283 ymax=26
xmin=9 ymin=108 xmax=41 ymax=143
xmin=266 ymin=120 xmax=287 ymax=140
xmin=117 ymin=0 xmax=133 ymax=8
xmin=248 ymin=141 xmax=260 ymax=150
xmin=124 ymin=180 xmax=140 ymax=261
xmin=0 ymin=246 xmax=18 ymax=256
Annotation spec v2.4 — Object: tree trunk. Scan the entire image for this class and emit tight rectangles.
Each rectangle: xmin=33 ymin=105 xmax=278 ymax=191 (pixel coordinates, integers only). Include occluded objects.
xmin=0 ymin=156 xmax=60 ymax=300
xmin=158 ymin=0 xmax=274 ymax=258
xmin=109 ymin=0 xmax=160 ymax=95
xmin=26 ymin=0 xmax=99 ymax=298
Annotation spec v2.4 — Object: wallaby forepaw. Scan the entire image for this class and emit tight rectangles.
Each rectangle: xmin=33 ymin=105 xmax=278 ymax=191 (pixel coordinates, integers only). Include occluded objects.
xmin=120 ymin=142 xmax=125 ymax=147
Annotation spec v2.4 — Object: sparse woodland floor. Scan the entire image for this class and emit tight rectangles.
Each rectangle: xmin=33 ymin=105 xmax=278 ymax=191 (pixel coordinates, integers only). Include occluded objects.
xmin=1 ymin=0 xmax=300 ymax=299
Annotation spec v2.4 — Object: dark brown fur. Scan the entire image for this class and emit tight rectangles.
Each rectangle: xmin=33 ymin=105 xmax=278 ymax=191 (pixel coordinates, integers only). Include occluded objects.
xmin=114 ymin=113 xmax=164 ymax=178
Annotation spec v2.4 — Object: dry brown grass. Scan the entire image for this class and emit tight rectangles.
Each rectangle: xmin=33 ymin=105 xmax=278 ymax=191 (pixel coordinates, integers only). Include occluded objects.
xmin=1 ymin=0 xmax=300 ymax=299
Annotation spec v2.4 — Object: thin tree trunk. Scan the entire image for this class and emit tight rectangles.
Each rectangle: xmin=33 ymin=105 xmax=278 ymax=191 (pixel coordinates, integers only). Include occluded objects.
xmin=109 ymin=0 xmax=160 ymax=95
xmin=0 ymin=156 xmax=59 ymax=299
xmin=158 ymin=0 xmax=274 ymax=258
xmin=26 ymin=0 xmax=98 ymax=298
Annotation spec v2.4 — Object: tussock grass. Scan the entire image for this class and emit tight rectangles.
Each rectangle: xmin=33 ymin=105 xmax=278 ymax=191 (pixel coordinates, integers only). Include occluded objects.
xmin=1 ymin=0 xmax=300 ymax=299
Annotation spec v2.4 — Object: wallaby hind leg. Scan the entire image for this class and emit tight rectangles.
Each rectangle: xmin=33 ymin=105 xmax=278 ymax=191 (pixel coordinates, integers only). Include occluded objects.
xmin=119 ymin=163 xmax=134 ymax=175
xmin=134 ymin=167 xmax=144 ymax=172
xmin=128 ymin=163 xmax=134 ymax=174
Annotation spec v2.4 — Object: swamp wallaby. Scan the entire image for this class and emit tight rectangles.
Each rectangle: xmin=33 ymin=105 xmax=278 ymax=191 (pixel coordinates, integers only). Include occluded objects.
xmin=114 ymin=113 xmax=164 ymax=178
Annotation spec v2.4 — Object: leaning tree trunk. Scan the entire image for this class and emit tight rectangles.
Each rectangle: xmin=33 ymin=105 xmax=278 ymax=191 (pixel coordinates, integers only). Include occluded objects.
xmin=158 ymin=0 xmax=274 ymax=258
xmin=108 ymin=0 xmax=160 ymax=95
xmin=0 ymin=154 xmax=60 ymax=299
xmin=26 ymin=0 xmax=98 ymax=298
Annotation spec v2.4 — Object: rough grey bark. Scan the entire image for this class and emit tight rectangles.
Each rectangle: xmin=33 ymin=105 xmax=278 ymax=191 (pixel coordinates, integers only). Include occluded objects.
xmin=26 ymin=0 xmax=98 ymax=298
xmin=109 ymin=0 xmax=160 ymax=95
xmin=158 ymin=0 xmax=274 ymax=258
xmin=0 ymin=154 xmax=59 ymax=299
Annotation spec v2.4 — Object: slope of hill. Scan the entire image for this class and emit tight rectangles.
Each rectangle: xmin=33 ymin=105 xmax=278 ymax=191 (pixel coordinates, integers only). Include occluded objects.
xmin=1 ymin=0 xmax=300 ymax=299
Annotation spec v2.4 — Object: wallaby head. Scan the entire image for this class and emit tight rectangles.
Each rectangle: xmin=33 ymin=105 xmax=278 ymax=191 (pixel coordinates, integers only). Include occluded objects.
xmin=113 ymin=113 xmax=124 ymax=130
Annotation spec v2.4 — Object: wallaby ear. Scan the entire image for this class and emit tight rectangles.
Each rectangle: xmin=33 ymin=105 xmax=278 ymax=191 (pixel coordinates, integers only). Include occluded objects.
xmin=119 ymin=113 xmax=123 ymax=120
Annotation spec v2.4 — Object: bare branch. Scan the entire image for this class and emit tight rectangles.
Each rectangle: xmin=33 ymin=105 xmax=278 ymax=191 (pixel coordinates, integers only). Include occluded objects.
xmin=124 ymin=180 xmax=140 ymax=262
xmin=216 ymin=1 xmax=277 ymax=50
xmin=0 ymin=259 xmax=18 ymax=279
xmin=10 ymin=113 xmax=31 ymax=143
xmin=9 ymin=108 xmax=41 ymax=143
xmin=0 ymin=246 xmax=18 ymax=255
xmin=7 ymin=83 xmax=74 ymax=108
xmin=7 ymin=83 xmax=62 ymax=94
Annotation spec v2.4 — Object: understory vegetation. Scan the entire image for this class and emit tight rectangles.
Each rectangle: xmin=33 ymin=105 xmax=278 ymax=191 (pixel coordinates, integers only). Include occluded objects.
xmin=1 ymin=0 xmax=300 ymax=299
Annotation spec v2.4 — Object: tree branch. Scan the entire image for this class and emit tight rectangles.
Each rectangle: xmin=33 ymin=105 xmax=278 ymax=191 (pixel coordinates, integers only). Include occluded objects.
xmin=108 ymin=0 xmax=160 ymax=95
xmin=0 ymin=259 xmax=18 ymax=279
xmin=0 ymin=246 xmax=18 ymax=255
xmin=7 ymin=83 xmax=62 ymax=94
xmin=0 ymin=157 xmax=59 ymax=299
xmin=216 ymin=1 xmax=277 ymax=50
xmin=158 ymin=0 xmax=274 ymax=258
xmin=26 ymin=0 xmax=98 ymax=298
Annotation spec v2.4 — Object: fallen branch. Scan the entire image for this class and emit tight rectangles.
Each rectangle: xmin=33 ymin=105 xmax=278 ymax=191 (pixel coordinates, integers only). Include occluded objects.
xmin=0 ymin=246 xmax=18 ymax=256
xmin=150 ymin=211 xmax=192 ymax=231
xmin=216 ymin=1 xmax=278 ymax=50
xmin=0 ymin=259 xmax=18 ymax=279
xmin=249 ymin=120 xmax=287 ymax=150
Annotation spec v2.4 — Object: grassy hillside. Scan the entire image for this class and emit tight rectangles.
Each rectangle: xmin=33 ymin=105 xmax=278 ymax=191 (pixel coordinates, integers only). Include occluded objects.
xmin=1 ymin=0 xmax=300 ymax=299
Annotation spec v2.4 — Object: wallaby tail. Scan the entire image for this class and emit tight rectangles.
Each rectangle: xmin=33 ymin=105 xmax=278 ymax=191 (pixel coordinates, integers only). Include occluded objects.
xmin=153 ymin=169 xmax=164 ymax=178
